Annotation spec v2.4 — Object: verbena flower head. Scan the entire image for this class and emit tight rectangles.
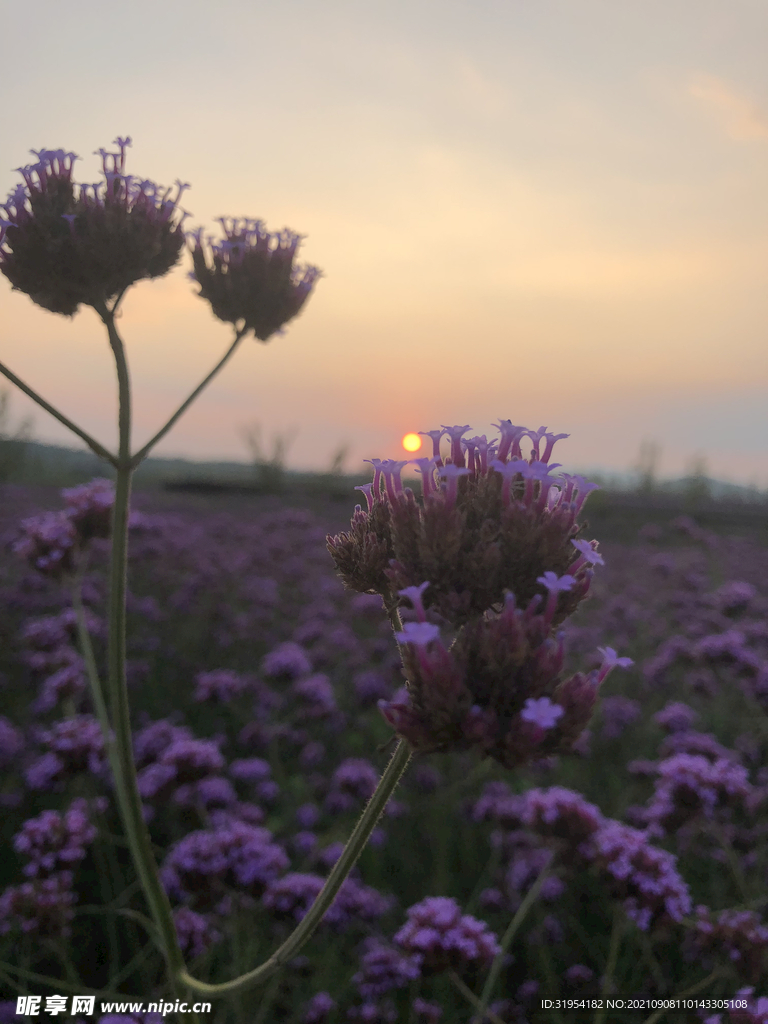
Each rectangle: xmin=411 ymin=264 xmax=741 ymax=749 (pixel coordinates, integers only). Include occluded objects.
xmin=327 ymin=420 xmax=631 ymax=768
xmin=393 ymin=895 xmax=501 ymax=975
xmin=0 ymin=137 xmax=190 ymax=315
xmin=187 ymin=216 xmax=321 ymax=340
xmin=13 ymin=797 xmax=103 ymax=878
xmin=327 ymin=420 xmax=598 ymax=626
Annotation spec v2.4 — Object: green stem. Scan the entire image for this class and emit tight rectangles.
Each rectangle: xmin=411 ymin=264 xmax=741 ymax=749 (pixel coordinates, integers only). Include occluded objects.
xmin=177 ymin=737 xmax=412 ymax=996
xmin=593 ymin=904 xmax=624 ymax=1024
xmin=71 ymin=572 xmax=118 ymax=771
xmin=471 ymin=848 xmax=555 ymax=1024
xmin=94 ymin=299 xmax=189 ymax=995
xmin=130 ymin=326 xmax=247 ymax=467
xmin=448 ymin=971 xmax=506 ymax=1024
xmin=0 ymin=358 xmax=118 ymax=466
xmin=0 ymin=959 xmax=142 ymax=1000
xmin=253 ymin=971 xmax=283 ymax=1024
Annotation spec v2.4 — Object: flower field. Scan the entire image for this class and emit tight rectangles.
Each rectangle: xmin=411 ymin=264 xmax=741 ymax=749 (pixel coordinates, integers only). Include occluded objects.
xmin=1 ymin=479 xmax=767 ymax=1024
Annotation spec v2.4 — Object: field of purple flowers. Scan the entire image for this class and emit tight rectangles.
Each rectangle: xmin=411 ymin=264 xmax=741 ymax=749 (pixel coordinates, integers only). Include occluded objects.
xmin=1 ymin=480 xmax=767 ymax=1024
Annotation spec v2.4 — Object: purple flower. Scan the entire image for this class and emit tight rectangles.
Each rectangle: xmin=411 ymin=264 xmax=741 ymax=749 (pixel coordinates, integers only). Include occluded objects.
xmin=564 ymin=963 xmax=595 ymax=986
xmin=174 ymin=776 xmax=238 ymax=810
xmin=292 ymin=673 xmax=337 ymax=718
xmin=470 ymin=781 xmax=525 ymax=827
xmin=161 ymin=822 xmax=288 ymax=909
xmin=13 ymin=798 xmax=102 ymax=878
xmin=520 ymin=697 xmax=564 ymax=730
xmin=295 ymin=803 xmax=320 ymax=829
xmin=187 ymin=217 xmax=321 ymax=341
xmin=173 ymin=906 xmax=222 ymax=959
xmin=33 ymin=654 xmax=88 ymax=714
xmin=586 ymin=820 xmax=692 ymax=930
xmin=685 ymin=907 xmax=768 ymax=987
xmin=352 ymin=937 xmax=423 ymax=999
xmin=26 ymin=716 xmax=107 ymax=789
xmin=159 ymin=737 xmax=225 ymax=780
xmin=302 ymin=991 xmax=337 ymax=1024
xmin=194 ymin=669 xmax=249 ymax=703
xmin=595 ymin=647 xmax=634 ymax=686
xmin=61 ymin=478 xmax=115 ymax=542
xmin=642 ymin=754 xmax=753 ymax=836
xmin=0 ymin=871 xmax=76 ymax=938
xmin=261 ymin=641 xmax=313 ymax=679
xmin=132 ymin=718 xmax=193 ymax=766
xmin=394 ymin=896 xmax=501 ymax=974
xmin=395 ymin=621 xmax=442 ymax=648
xmin=329 ymin=759 xmax=380 ymax=802
xmin=290 ymin=831 xmax=318 ymax=857
xmin=599 ymin=696 xmax=641 ymax=740
xmin=1 ymin=138 xmax=189 ymax=316
xmin=412 ymin=998 xmax=443 ymax=1023
xmin=0 ymin=717 xmax=24 ymax=769
xmin=229 ymin=757 xmax=273 ymax=784
xmin=12 ymin=511 xmax=77 ymax=579
xmin=353 ymin=670 xmax=391 ymax=706
xmin=436 ymin=463 xmax=471 ymax=509
xmin=519 ymin=787 xmax=605 ymax=843
xmin=654 ymin=701 xmax=698 ymax=734
xmin=299 ymin=741 xmax=326 ymax=768
xmin=713 ymin=580 xmax=757 ymax=615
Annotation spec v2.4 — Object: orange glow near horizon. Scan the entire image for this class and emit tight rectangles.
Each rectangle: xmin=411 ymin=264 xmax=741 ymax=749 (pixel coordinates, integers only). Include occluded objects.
xmin=402 ymin=432 xmax=423 ymax=453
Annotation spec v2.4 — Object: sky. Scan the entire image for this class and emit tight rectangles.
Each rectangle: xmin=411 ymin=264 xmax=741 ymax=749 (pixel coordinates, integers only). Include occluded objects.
xmin=0 ymin=0 xmax=767 ymax=486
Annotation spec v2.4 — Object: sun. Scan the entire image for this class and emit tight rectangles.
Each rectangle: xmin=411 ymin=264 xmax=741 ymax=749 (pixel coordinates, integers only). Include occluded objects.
xmin=402 ymin=432 xmax=422 ymax=453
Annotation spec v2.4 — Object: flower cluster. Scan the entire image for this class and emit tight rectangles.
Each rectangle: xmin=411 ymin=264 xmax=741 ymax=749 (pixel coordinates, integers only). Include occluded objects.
xmin=13 ymin=797 xmax=103 ymax=878
xmin=187 ymin=217 xmax=321 ymax=341
xmin=684 ymin=906 xmax=768 ymax=986
xmin=393 ymin=895 xmax=502 ymax=976
xmin=641 ymin=753 xmax=754 ymax=837
xmin=11 ymin=478 xmax=118 ymax=579
xmin=160 ymin=821 xmax=289 ymax=912
xmin=25 ymin=715 xmax=108 ymax=791
xmin=472 ymin=783 xmax=692 ymax=932
xmin=0 ymin=871 xmax=77 ymax=939
xmin=0 ymin=138 xmax=189 ymax=315
xmin=328 ymin=421 xmax=631 ymax=768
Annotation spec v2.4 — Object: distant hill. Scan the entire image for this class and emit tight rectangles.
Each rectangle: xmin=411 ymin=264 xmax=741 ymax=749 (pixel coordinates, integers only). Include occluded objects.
xmin=0 ymin=436 xmax=765 ymax=505
xmin=0 ymin=436 xmax=365 ymax=497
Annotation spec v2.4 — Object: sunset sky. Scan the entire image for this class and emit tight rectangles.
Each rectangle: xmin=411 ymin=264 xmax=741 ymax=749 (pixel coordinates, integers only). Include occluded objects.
xmin=1 ymin=0 xmax=766 ymax=485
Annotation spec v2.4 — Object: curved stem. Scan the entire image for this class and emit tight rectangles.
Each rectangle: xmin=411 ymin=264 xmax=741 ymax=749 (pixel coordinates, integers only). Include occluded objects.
xmin=471 ymin=848 xmax=555 ymax=1024
xmin=130 ymin=326 xmax=247 ymax=467
xmin=177 ymin=738 xmax=412 ymax=997
xmin=93 ymin=298 xmax=189 ymax=996
xmin=0 ymin=358 xmax=118 ymax=466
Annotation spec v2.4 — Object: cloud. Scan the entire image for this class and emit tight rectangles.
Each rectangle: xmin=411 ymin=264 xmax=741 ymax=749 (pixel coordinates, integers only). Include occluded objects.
xmin=687 ymin=73 xmax=768 ymax=140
